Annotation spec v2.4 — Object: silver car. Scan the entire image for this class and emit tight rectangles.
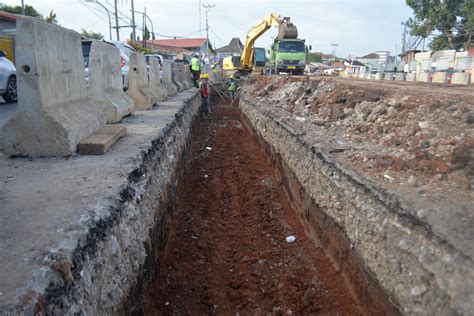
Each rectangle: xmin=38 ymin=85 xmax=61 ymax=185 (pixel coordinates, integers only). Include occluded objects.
xmin=0 ymin=51 xmax=17 ymax=103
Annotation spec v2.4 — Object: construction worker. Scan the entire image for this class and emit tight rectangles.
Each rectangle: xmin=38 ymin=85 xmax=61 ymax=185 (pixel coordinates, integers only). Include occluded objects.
xmin=191 ymin=53 xmax=201 ymax=87
xmin=199 ymin=73 xmax=210 ymax=115
xmin=227 ymin=76 xmax=237 ymax=100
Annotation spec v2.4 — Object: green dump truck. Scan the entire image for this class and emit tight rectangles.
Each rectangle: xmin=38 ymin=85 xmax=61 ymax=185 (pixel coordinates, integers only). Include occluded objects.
xmin=268 ymin=19 xmax=309 ymax=75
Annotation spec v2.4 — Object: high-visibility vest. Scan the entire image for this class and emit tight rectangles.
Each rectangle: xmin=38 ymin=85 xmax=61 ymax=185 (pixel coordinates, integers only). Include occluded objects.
xmin=191 ymin=57 xmax=200 ymax=71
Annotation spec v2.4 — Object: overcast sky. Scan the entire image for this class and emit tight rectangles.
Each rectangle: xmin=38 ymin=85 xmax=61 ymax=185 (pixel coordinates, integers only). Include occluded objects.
xmin=2 ymin=0 xmax=413 ymax=57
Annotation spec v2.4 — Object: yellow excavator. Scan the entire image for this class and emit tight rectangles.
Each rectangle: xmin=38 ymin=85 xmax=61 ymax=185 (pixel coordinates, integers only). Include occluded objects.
xmin=223 ymin=13 xmax=300 ymax=76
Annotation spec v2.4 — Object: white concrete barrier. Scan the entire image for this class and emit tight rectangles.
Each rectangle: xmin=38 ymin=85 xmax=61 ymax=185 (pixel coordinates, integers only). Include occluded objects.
xmin=383 ymin=73 xmax=393 ymax=81
xmin=432 ymin=72 xmax=447 ymax=84
xmin=358 ymin=73 xmax=366 ymax=79
xmin=127 ymin=52 xmax=156 ymax=110
xmin=1 ymin=16 xmax=106 ymax=157
xmin=162 ymin=60 xmax=177 ymax=96
xmin=417 ymin=72 xmax=430 ymax=82
xmin=406 ymin=73 xmax=416 ymax=82
xmin=374 ymin=73 xmax=383 ymax=80
xmin=171 ymin=62 xmax=184 ymax=92
xmin=395 ymin=73 xmax=406 ymax=81
xmin=451 ymin=72 xmax=470 ymax=85
xmin=89 ymin=41 xmax=134 ymax=123
xmin=148 ymin=57 xmax=167 ymax=102
xmin=181 ymin=64 xmax=193 ymax=89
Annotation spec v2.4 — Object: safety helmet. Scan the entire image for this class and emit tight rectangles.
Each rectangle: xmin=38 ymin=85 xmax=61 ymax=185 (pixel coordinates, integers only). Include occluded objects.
xmin=194 ymin=53 xmax=199 ymax=57
xmin=200 ymin=73 xmax=209 ymax=79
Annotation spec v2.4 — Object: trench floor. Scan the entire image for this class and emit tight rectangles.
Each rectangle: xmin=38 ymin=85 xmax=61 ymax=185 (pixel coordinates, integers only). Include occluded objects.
xmin=142 ymin=99 xmax=362 ymax=315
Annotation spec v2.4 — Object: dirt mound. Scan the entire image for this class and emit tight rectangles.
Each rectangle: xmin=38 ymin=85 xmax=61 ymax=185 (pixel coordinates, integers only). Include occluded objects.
xmin=247 ymin=76 xmax=473 ymax=191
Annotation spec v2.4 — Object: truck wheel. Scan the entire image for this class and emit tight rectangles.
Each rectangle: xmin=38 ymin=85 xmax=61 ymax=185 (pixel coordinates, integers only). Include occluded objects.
xmin=3 ymin=76 xmax=17 ymax=103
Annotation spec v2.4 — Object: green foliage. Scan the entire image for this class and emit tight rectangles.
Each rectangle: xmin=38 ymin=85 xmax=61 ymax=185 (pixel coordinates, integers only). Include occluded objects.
xmin=307 ymin=52 xmax=322 ymax=62
xmin=144 ymin=26 xmax=150 ymax=41
xmin=45 ymin=10 xmax=57 ymax=24
xmin=1 ymin=4 xmax=42 ymax=18
xmin=405 ymin=0 xmax=474 ymax=50
xmin=80 ymin=29 xmax=104 ymax=40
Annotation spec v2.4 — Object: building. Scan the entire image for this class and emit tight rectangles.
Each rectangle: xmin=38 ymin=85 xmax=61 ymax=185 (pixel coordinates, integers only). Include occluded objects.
xmin=216 ymin=37 xmax=243 ymax=60
xmin=147 ymin=38 xmax=209 ymax=58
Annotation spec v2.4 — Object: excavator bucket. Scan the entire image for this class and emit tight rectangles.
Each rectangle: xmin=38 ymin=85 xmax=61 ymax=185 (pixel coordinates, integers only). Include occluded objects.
xmin=277 ymin=17 xmax=298 ymax=39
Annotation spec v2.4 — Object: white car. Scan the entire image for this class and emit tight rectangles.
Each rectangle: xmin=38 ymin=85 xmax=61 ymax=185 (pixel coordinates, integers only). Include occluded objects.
xmin=0 ymin=51 xmax=17 ymax=103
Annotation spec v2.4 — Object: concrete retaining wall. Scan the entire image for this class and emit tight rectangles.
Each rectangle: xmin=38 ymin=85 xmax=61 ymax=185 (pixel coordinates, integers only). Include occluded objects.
xmin=148 ymin=57 xmax=167 ymax=102
xmin=88 ymin=41 xmax=134 ymax=123
xmin=162 ymin=60 xmax=177 ymax=96
xmin=239 ymin=92 xmax=473 ymax=315
xmin=0 ymin=16 xmax=105 ymax=157
xmin=127 ymin=52 xmax=157 ymax=110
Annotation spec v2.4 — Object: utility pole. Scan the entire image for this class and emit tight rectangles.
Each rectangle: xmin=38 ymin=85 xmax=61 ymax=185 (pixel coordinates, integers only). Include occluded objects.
xmin=199 ymin=0 xmax=202 ymax=37
xmin=131 ymin=0 xmax=136 ymax=42
xmin=142 ymin=7 xmax=146 ymax=48
xmin=330 ymin=43 xmax=338 ymax=67
xmin=401 ymin=22 xmax=407 ymax=53
xmin=203 ymin=4 xmax=214 ymax=57
xmin=114 ymin=0 xmax=120 ymax=40
xmin=21 ymin=0 xmax=25 ymax=15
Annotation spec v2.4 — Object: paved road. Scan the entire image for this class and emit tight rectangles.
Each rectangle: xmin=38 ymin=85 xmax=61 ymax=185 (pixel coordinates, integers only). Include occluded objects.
xmin=0 ymin=101 xmax=18 ymax=128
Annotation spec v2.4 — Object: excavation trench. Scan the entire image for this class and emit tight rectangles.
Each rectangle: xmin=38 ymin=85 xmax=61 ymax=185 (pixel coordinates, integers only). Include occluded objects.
xmin=126 ymin=91 xmax=396 ymax=315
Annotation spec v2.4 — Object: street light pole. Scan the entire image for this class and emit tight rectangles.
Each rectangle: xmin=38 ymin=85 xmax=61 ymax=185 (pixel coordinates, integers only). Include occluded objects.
xmin=114 ymin=0 xmax=119 ymax=40
xmin=21 ymin=0 xmax=25 ymax=15
xmin=84 ymin=0 xmax=112 ymax=40
xmin=131 ymin=0 xmax=136 ymax=42
xmin=132 ymin=10 xmax=154 ymax=47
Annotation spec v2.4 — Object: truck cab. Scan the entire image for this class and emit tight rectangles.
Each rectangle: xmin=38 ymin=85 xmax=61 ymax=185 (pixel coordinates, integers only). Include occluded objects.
xmin=269 ymin=39 xmax=307 ymax=75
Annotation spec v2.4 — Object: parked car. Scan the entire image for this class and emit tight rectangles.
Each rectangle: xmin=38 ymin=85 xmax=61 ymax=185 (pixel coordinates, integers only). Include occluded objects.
xmin=81 ymin=39 xmax=136 ymax=90
xmin=0 ymin=51 xmax=17 ymax=103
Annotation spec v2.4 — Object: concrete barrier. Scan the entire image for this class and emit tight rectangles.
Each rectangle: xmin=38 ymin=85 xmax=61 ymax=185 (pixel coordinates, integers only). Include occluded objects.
xmin=127 ymin=52 xmax=156 ymax=110
xmin=358 ymin=73 xmax=366 ymax=79
xmin=171 ymin=62 xmax=184 ymax=92
xmin=383 ymin=73 xmax=393 ymax=81
xmin=162 ymin=60 xmax=177 ymax=96
xmin=148 ymin=57 xmax=167 ymax=102
xmin=374 ymin=73 xmax=383 ymax=80
xmin=182 ymin=64 xmax=193 ymax=89
xmin=417 ymin=72 xmax=430 ymax=83
xmin=89 ymin=41 xmax=134 ymax=123
xmin=432 ymin=72 xmax=447 ymax=84
xmin=406 ymin=73 xmax=416 ymax=82
xmin=395 ymin=73 xmax=406 ymax=81
xmin=451 ymin=72 xmax=470 ymax=85
xmin=1 ymin=16 xmax=106 ymax=157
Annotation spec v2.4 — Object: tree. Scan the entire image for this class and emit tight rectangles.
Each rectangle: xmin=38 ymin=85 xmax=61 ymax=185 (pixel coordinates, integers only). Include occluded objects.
xmin=144 ymin=25 xmax=150 ymax=41
xmin=1 ymin=4 xmax=43 ymax=18
xmin=45 ymin=10 xmax=57 ymax=24
xmin=307 ymin=52 xmax=323 ymax=62
xmin=405 ymin=0 xmax=474 ymax=51
xmin=80 ymin=29 xmax=104 ymax=40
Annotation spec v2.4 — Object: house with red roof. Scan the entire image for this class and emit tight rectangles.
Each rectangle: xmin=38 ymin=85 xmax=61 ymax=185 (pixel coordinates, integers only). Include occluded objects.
xmin=147 ymin=38 xmax=210 ymax=58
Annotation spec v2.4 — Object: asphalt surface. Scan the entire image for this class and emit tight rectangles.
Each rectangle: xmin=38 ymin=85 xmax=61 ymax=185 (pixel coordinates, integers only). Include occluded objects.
xmin=0 ymin=100 xmax=17 ymax=128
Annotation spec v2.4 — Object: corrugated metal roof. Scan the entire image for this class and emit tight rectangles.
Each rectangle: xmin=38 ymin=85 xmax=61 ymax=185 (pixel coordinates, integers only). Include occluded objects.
xmin=0 ymin=11 xmax=18 ymax=21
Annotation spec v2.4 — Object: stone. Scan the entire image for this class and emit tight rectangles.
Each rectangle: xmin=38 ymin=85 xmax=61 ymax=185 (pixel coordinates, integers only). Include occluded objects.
xmin=418 ymin=121 xmax=429 ymax=129
xmin=407 ymin=175 xmax=418 ymax=187
xmin=387 ymin=107 xmax=398 ymax=119
xmin=448 ymin=170 xmax=470 ymax=190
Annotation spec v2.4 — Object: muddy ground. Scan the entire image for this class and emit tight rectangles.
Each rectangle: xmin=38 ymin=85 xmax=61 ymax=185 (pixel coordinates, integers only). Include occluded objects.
xmin=141 ymin=100 xmax=363 ymax=315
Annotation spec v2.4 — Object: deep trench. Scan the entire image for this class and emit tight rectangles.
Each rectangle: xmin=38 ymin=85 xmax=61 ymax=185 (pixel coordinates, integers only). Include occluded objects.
xmin=126 ymin=92 xmax=397 ymax=315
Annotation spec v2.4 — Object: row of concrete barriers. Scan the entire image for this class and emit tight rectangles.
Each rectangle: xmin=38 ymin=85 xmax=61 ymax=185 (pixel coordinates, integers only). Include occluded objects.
xmin=344 ymin=70 xmax=472 ymax=85
xmin=0 ymin=16 xmax=194 ymax=158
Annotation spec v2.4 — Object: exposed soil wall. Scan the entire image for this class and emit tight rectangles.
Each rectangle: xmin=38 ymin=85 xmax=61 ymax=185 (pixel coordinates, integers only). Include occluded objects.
xmin=239 ymin=77 xmax=473 ymax=315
